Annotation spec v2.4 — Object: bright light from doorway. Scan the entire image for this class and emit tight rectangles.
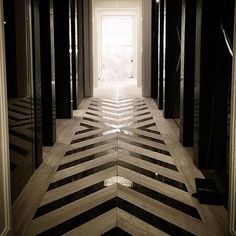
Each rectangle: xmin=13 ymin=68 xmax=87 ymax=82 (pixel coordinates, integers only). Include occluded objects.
xmin=101 ymin=15 xmax=134 ymax=82
xmin=94 ymin=13 xmax=141 ymax=98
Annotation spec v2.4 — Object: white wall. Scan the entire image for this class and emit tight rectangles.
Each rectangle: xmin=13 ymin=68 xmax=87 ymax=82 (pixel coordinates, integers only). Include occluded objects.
xmin=230 ymin=4 xmax=236 ymax=235
xmin=0 ymin=0 xmax=12 ymax=235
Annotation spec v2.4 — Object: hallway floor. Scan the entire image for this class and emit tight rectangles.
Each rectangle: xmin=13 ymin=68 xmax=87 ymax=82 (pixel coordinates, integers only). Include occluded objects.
xmin=94 ymin=78 xmax=141 ymax=98
xmin=13 ymin=98 xmax=229 ymax=236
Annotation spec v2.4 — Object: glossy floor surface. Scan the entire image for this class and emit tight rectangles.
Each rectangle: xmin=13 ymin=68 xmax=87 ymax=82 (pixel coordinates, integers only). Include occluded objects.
xmin=27 ymin=98 xmax=207 ymax=235
xmin=94 ymin=78 xmax=141 ymax=98
xmin=13 ymin=98 xmax=229 ymax=236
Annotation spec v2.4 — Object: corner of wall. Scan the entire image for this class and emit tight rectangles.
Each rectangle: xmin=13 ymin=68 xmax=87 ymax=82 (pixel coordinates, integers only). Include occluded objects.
xmin=0 ymin=0 xmax=12 ymax=235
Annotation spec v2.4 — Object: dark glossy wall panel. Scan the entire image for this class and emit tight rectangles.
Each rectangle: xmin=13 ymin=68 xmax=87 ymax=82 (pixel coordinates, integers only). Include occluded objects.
xmin=193 ymin=0 xmax=235 ymax=203
xmin=157 ymin=0 xmax=164 ymax=110
xmin=3 ymin=0 xmax=17 ymax=99
xmin=164 ymin=0 xmax=182 ymax=118
xmin=179 ymin=0 xmax=196 ymax=147
xmin=39 ymin=0 xmax=56 ymax=146
xmin=4 ymin=0 xmax=36 ymax=202
xmin=77 ymin=0 xmax=85 ymax=102
xmin=71 ymin=0 xmax=79 ymax=110
xmin=194 ymin=0 xmax=235 ymax=206
xmin=151 ymin=0 xmax=159 ymax=101
xmin=54 ymin=0 xmax=73 ymax=118
xmin=194 ymin=0 xmax=234 ymax=169
xmin=32 ymin=0 xmax=43 ymax=167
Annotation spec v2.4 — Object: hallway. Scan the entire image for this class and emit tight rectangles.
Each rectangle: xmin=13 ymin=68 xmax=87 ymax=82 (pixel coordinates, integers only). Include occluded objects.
xmin=13 ymin=98 xmax=227 ymax=235
xmin=1 ymin=0 xmax=236 ymax=235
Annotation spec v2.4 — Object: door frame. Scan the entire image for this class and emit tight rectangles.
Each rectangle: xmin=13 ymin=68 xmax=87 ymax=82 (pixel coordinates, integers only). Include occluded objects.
xmin=89 ymin=0 xmax=152 ymax=97
xmin=94 ymin=10 xmax=140 ymax=88
xmin=230 ymin=3 xmax=236 ymax=235
xmin=0 ymin=0 xmax=12 ymax=234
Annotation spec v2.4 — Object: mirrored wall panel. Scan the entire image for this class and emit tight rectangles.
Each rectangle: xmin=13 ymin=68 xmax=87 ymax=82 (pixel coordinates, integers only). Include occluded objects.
xmin=4 ymin=0 xmax=36 ymax=202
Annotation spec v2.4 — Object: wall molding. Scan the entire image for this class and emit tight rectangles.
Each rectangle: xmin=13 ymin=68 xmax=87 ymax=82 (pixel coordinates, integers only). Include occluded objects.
xmin=230 ymin=3 xmax=236 ymax=236
xmin=0 ymin=0 xmax=12 ymax=235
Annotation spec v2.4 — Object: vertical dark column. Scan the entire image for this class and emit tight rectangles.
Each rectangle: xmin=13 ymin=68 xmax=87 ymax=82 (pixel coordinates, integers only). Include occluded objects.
xmin=78 ymin=0 xmax=85 ymax=101
xmin=83 ymin=0 xmax=93 ymax=97
xmin=54 ymin=0 xmax=73 ymax=118
xmin=194 ymin=0 xmax=221 ymax=168
xmin=3 ymin=0 xmax=17 ymax=99
xmin=179 ymin=0 xmax=196 ymax=146
xmin=164 ymin=0 xmax=182 ymax=118
xmin=32 ymin=0 xmax=43 ymax=167
xmin=71 ymin=0 xmax=79 ymax=110
xmin=39 ymin=0 xmax=56 ymax=146
xmin=194 ymin=0 xmax=234 ymax=203
xmin=4 ymin=0 xmax=36 ymax=202
xmin=158 ymin=0 xmax=164 ymax=110
xmin=194 ymin=0 xmax=234 ymax=167
xmin=151 ymin=0 xmax=159 ymax=101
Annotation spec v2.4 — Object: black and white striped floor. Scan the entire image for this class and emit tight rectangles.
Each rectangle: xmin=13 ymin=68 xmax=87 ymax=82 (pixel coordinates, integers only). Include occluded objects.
xmin=27 ymin=98 xmax=207 ymax=235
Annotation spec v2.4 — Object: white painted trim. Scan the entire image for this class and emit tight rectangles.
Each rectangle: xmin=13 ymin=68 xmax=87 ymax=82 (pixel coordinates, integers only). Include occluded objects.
xmin=229 ymin=4 xmax=236 ymax=236
xmin=0 ymin=0 xmax=12 ymax=235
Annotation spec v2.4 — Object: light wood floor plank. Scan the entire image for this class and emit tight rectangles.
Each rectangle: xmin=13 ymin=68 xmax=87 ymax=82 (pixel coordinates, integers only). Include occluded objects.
xmin=119 ymin=140 xmax=174 ymax=165
xmin=41 ymin=166 xmax=117 ymax=206
xmin=52 ymin=153 xmax=117 ymax=183
xmin=118 ymin=166 xmax=195 ymax=207
xmin=118 ymin=152 xmax=183 ymax=183
xmin=117 ymin=208 xmax=168 ymax=236
xmin=27 ymin=185 xmax=117 ymax=235
xmin=117 ymin=184 xmax=208 ymax=236
xmin=64 ymin=208 xmax=117 ymax=236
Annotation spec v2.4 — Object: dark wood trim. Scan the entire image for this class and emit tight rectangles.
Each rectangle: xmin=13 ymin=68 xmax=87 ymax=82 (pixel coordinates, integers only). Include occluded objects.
xmin=151 ymin=0 xmax=159 ymax=101
xmin=32 ymin=0 xmax=43 ymax=167
xmin=179 ymin=0 xmax=196 ymax=147
xmin=54 ymin=0 xmax=73 ymax=118
xmin=39 ymin=0 xmax=56 ymax=146
xmin=163 ymin=0 xmax=181 ymax=119
xmin=157 ymin=0 xmax=164 ymax=110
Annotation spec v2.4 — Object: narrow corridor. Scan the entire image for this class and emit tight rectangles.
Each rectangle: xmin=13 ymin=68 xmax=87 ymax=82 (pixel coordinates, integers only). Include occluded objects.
xmin=1 ymin=0 xmax=236 ymax=235
xmin=21 ymin=98 xmax=214 ymax=235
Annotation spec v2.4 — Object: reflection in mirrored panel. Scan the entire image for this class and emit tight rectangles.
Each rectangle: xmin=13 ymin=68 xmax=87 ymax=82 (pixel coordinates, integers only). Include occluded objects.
xmin=4 ymin=0 xmax=35 ymax=202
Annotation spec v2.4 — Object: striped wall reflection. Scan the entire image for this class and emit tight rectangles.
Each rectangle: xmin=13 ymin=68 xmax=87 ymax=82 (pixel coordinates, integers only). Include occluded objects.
xmin=8 ymin=97 xmax=35 ymax=191
xmin=28 ymin=98 xmax=207 ymax=235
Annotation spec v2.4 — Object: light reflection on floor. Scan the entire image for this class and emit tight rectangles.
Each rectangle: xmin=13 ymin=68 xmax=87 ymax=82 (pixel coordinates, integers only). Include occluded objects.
xmin=104 ymin=176 xmax=133 ymax=187
xmin=94 ymin=78 xmax=142 ymax=98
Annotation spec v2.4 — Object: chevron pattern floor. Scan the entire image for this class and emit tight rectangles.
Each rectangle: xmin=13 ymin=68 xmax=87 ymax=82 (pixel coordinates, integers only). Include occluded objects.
xmin=27 ymin=98 xmax=207 ymax=235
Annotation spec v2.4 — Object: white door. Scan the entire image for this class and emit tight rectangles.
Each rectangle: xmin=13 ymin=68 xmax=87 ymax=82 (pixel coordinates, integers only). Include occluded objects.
xmin=100 ymin=15 xmax=134 ymax=83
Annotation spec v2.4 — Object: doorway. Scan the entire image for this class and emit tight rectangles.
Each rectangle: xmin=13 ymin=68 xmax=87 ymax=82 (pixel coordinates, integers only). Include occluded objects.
xmin=95 ymin=14 xmax=140 ymax=98
xmin=92 ymin=1 xmax=143 ymax=98
xmin=101 ymin=15 xmax=134 ymax=82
